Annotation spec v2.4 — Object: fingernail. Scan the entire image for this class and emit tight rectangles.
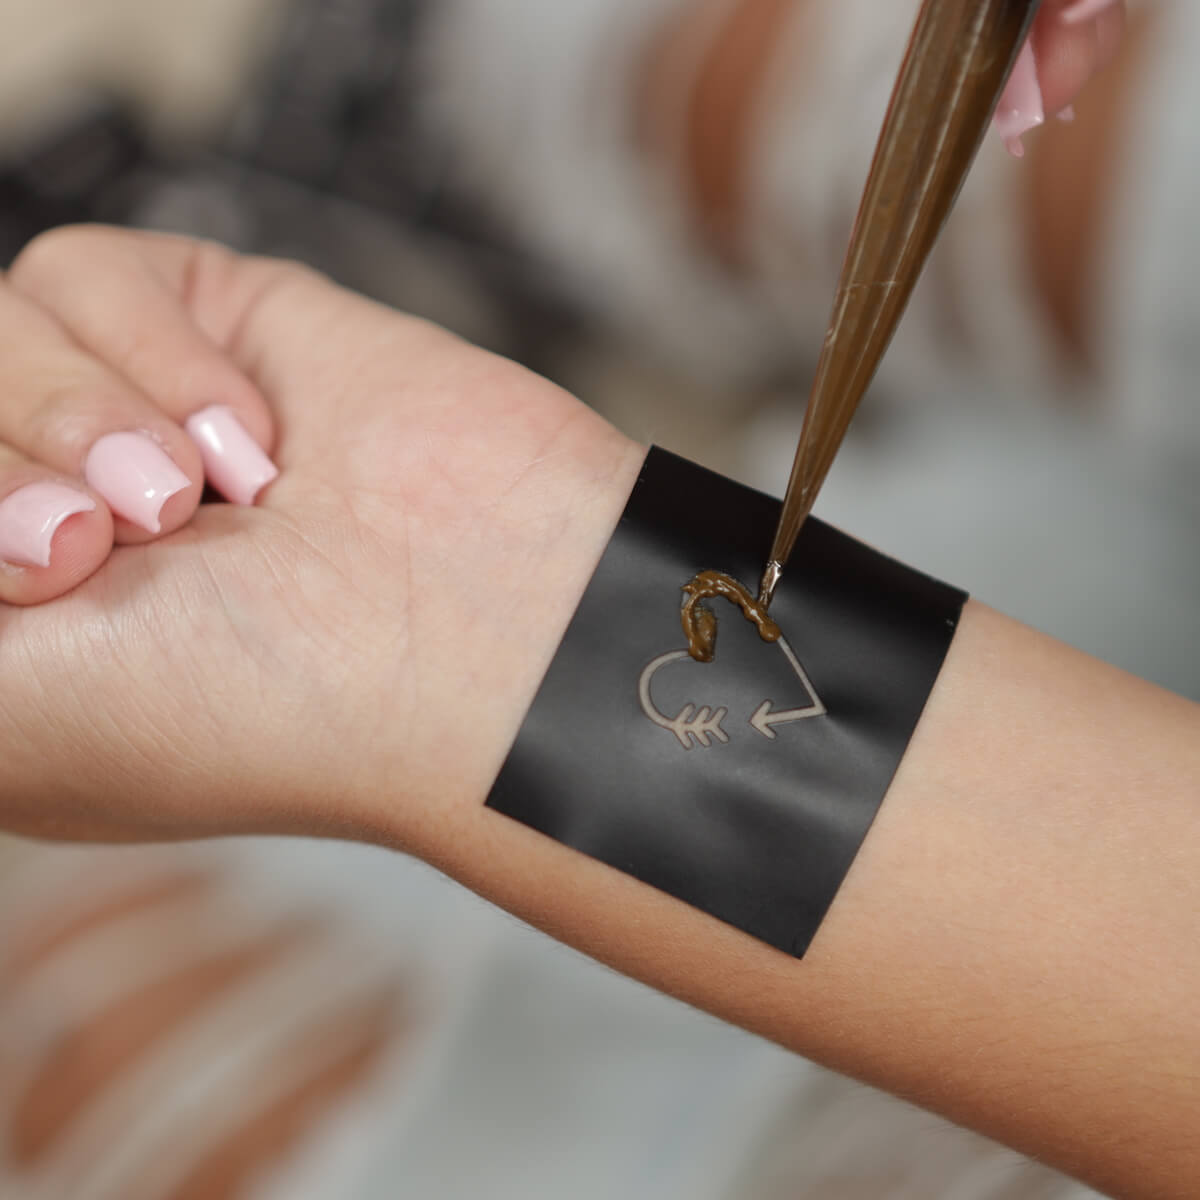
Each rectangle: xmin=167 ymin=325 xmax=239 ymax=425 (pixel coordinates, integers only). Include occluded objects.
xmin=0 ymin=481 xmax=95 ymax=568
xmin=84 ymin=432 xmax=191 ymax=533
xmin=1060 ymin=0 xmax=1120 ymax=26
xmin=184 ymin=406 xmax=278 ymax=506
xmin=994 ymin=39 xmax=1045 ymax=158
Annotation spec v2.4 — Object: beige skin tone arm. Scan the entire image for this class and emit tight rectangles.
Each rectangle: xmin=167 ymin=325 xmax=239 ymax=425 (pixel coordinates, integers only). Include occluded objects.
xmin=405 ymin=598 xmax=1200 ymax=1200
xmin=0 ymin=230 xmax=1195 ymax=1199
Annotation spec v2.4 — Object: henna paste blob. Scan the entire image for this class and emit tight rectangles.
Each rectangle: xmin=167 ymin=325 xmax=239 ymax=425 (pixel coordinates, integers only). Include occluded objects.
xmin=681 ymin=570 xmax=781 ymax=663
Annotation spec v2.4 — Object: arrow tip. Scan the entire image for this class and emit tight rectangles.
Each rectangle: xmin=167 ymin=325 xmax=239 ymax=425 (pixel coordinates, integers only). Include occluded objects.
xmin=750 ymin=700 xmax=778 ymax=739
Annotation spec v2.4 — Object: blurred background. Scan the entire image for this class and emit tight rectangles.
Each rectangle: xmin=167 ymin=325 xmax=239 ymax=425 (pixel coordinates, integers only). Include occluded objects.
xmin=0 ymin=0 xmax=1195 ymax=1196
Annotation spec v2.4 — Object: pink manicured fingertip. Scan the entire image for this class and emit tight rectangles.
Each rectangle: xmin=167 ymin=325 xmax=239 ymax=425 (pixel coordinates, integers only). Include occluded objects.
xmin=84 ymin=432 xmax=191 ymax=533
xmin=184 ymin=405 xmax=279 ymax=506
xmin=0 ymin=482 xmax=96 ymax=568
xmin=994 ymin=39 xmax=1045 ymax=158
xmin=1060 ymin=0 xmax=1121 ymax=27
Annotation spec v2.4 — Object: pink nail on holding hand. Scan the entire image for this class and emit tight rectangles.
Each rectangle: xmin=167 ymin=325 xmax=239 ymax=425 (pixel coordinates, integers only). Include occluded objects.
xmin=994 ymin=38 xmax=1045 ymax=157
xmin=0 ymin=481 xmax=96 ymax=568
xmin=185 ymin=406 xmax=278 ymax=506
xmin=84 ymin=432 xmax=192 ymax=533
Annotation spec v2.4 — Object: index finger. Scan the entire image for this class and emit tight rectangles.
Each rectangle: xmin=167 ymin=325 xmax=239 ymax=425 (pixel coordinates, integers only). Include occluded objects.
xmin=9 ymin=227 xmax=279 ymax=506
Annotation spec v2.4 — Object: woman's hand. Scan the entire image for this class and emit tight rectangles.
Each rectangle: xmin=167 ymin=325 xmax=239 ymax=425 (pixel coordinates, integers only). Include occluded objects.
xmin=0 ymin=234 xmax=280 ymax=607
xmin=4 ymin=231 xmax=1198 ymax=1199
xmin=998 ymin=0 xmax=1127 ymax=154
xmin=0 ymin=226 xmax=642 ymax=847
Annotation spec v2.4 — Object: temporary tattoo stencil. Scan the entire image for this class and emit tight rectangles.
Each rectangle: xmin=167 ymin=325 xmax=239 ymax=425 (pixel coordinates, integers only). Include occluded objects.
xmin=639 ymin=650 xmax=728 ymax=748
xmin=488 ymin=448 xmax=966 ymax=958
xmin=638 ymin=634 xmax=826 ymax=750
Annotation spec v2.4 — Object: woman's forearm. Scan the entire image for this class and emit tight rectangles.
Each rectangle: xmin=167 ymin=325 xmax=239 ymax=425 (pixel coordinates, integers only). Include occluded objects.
xmin=400 ymin=585 xmax=1200 ymax=1198
xmin=1 ymin=222 xmax=1192 ymax=1195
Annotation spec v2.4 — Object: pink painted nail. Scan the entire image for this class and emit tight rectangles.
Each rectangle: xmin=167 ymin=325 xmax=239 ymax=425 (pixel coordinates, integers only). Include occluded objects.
xmin=84 ymin=432 xmax=191 ymax=533
xmin=184 ymin=406 xmax=278 ymax=506
xmin=0 ymin=481 xmax=95 ymax=568
xmin=994 ymin=39 xmax=1045 ymax=158
xmin=1060 ymin=0 xmax=1121 ymax=27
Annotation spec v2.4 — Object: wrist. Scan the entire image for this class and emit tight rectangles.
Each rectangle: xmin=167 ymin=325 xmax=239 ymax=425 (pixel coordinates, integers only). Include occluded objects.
xmin=353 ymin=413 xmax=645 ymax=856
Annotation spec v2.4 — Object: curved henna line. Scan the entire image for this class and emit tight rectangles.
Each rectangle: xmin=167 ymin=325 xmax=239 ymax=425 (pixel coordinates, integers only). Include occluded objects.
xmin=680 ymin=569 xmax=782 ymax=663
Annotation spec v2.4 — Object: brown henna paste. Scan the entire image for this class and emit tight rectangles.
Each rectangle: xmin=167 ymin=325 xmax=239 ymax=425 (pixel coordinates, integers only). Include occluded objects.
xmin=680 ymin=569 xmax=781 ymax=663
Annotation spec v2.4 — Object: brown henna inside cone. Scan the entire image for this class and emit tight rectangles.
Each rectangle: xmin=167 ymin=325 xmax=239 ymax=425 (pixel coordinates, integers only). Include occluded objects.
xmin=680 ymin=570 xmax=782 ymax=663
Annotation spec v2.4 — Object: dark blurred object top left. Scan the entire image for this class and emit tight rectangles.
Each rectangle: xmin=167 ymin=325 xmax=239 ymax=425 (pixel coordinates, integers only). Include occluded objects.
xmin=0 ymin=0 xmax=582 ymax=372
xmin=0 ymin=98 xmax=149 ymax=266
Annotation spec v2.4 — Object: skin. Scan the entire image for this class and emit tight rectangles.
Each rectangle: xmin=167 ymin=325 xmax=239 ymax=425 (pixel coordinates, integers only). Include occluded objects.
xmin=1028 ymin=2 xmax=1151 ymax=358
xmin=1032 ymin=0 xmax=1128 ymax=116
xmin=0 ymin=229 xmax=1198 ymax=1198
xmin=0 ymin=227 xmax=638 ymax=844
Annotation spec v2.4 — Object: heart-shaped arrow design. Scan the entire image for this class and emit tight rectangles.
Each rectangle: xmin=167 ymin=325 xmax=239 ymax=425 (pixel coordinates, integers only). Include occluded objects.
xmin=637 ymin=635 xmax=825 ymax=749
xmin=748 ymin=637 xmax=827 ymax=738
